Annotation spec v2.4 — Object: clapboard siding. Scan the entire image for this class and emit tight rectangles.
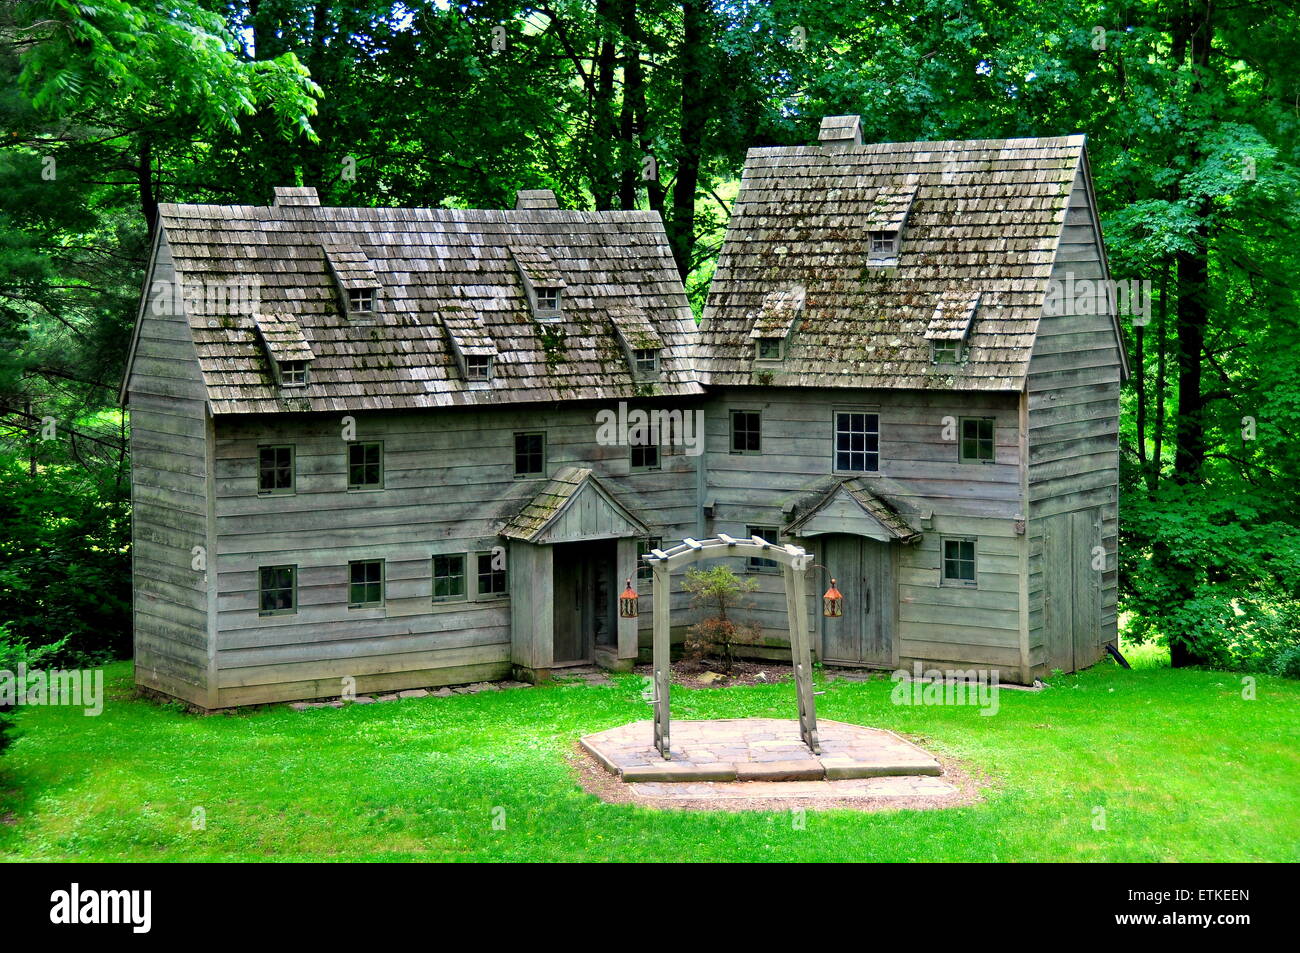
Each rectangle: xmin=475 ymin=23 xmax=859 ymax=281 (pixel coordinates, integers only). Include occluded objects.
xmin=695 ymin=387 xmax=1026 ymax=676
xmin=126 ymin=235 xmax=214 ymax=706
xmin=1026 ymin=164 xmax=1122 ymax=677
xmin=210 ymin=400 xmax=703 ymax=699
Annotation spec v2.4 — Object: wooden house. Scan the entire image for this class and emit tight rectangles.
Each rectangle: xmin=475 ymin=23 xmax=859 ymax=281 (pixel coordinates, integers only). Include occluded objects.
xmin=123 ymin=117 xmax=1126 ymax=708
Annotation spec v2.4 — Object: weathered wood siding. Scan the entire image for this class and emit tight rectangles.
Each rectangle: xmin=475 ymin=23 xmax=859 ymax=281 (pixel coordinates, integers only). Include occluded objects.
xmin=697 ymin=387 xmax=1027 ymax=677
xmin=127 ymin=235 xmax=214 ymax=706
xmin=1026 ymin=164 xmax=1122 ymax=676
xmin=210 ymin=401 xmax=701 ymax=706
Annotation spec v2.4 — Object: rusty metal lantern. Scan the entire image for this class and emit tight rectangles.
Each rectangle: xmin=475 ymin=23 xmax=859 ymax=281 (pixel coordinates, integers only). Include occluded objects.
xmin=823 ymin=578 xmax=844 ymax=618
xmin=619 ymin=578 xmax=640 ymax=618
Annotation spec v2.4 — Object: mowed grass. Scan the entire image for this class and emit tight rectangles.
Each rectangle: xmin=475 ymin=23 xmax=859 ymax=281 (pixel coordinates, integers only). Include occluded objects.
xmin=0 ymin=658 xmax=1296 ymax=862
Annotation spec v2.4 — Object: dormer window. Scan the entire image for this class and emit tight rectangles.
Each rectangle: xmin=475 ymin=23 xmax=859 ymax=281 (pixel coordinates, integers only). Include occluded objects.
xmin=869 ymin=231 xmax=898 ymax=259
xmin=441 ymin=305 xmax=499 ymax=386
xmin=466 ymin=355 xmax=493 ymax=381
xmin=347 ymin=288 xmax=375 ymax=313
xmin=279 ymin=360 xmax=309 ymax=386
xmin=932 ymin=340 xmax=961 ymax=364
xmin=633 ymin=348 xmax=659 ymax=375
xmin=925 ymin=289 xmax=981 ymax=368
xmin=535 ymin=287 xmax=561 ymax=313
xmin=756 ymin=337 xmax=784 ymax=361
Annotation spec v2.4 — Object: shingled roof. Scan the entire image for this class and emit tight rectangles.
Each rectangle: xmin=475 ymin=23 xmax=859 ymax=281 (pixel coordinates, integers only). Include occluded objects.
xmin=125 ymin=194 xmax=700 ymax=414
xmin=698 ymin=134 xmax=1109 ymax=391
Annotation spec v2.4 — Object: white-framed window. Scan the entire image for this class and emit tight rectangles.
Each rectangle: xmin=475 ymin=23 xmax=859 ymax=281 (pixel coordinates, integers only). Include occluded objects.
xmin=755 ymin=337 xmax=783 ymax=361
xmin=465 ymin=355 xmax=493 ymax=382
xmin=535 ymin=287 xmax=561 ymax=312
xmin=932 ymin=340 xmax=961 ymax=364
xmin=633 ymin=348 xmax=659 ymax=375
xmin=833 ymin=411 xmax=880 ymax=473
xmin=869 ymin=230 xmax=898 ymax=259
xmin=941 ymin=537 xmax=977 ymax=587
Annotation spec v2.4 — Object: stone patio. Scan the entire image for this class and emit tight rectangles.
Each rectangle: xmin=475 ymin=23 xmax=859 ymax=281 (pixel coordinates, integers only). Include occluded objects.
xmin=580 ymin=718 xmax=943 ymax=783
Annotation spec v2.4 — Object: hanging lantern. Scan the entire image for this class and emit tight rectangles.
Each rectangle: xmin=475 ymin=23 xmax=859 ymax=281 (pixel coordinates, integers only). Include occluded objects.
xmin=823 ymin=578 xmax=844 ymax=618
xmin=619 ymin=578 xmax=640 ymax=618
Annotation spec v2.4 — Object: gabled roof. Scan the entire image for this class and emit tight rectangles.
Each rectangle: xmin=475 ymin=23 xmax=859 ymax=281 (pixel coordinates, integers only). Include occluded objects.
xmin=500 ymin=467 xmax=648 ymax=544
xmin=127 ymin=198 xmax=700 ymax=413
xmin=785 ymin=478 xmax=921 ymax=542
xmin=699 ymin=134 xmax=1117 ymax=391
xmin=252 ymin=312 xmax=314 ymax=362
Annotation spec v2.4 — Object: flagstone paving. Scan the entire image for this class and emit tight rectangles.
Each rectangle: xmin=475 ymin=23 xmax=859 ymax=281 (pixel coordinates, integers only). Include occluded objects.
xmin=580 ymin=718 xmax=943 ymax=783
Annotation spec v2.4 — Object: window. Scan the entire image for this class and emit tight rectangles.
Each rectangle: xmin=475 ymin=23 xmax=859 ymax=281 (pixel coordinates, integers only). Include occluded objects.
xmin=432 ymin=554 xmax=467 ymax=602
xmin=466 ymin=355 xmax=493 ymax=382
xmin=942 ymin=538 xmax=977 ymax=586
xmin=347 ymin=288 xmax=375 ymax=313
xmin=746 ymin=525 xmax=780 ymax=572
xmin=258 ymin=445 xmax=294 ymax=494
xmin=932 ymin=340 xmax=960 ymax=364
xmin=755 ymin=337 xmax=783 ymax=361
xmin=279 ymin=360 xmax=308 ymax=386
xmin=730 ymin=410 xmax=762 ymax=455
xmin=348 ymin=559 xmax=384 ymax=608
xmin=834 ymin=412 xmax=880 ymax=473
xmin=514 ymin=431 xmax=545 ymax=477
xmin=633 ymin=348 xmax=659 ymax=376
xmin=960 ymin=417 xmax=995 ymax=463
xmin=535 ymin=288 xmax=561 ymax=312
xmin=637 ymin=537 xmax=662 ymax=581
xmin=869 ymin=230 xmax=898 ymax=259
xmin=630 ymin=442 xmax=660 ymax=471
xmin=476 ymin=552 xmax=508 ymax=598
xmin=347 ymin=442 xmax=383 ymax=489
xmin=258 ymin=565 xmax=297 ymax=615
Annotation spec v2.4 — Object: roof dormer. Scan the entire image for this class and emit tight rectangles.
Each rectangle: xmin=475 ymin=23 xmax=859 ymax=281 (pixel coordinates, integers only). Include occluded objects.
xmin=925 ymin=289 xmax=982 ymax=365
xmin=323 ymin=242 xmax=381 ymax=322
xmin=510 ymin=245 xmax=566 ymax=322
xmin=864 ymin=181 xmax=918 ymax=267
xmin=608 ymin=307 xmax=663 ymax=381
xmin=819 ymin=115 xmax=863 ymax=151
xmin=252 ymin=312 xmax=315 ymax=388
xmin=515 ymin=189 xmax=559 ymax=210
xmin=441 ymin=306 xmax=499 ymax=386
xmin=748 ymin=285 xmax=805 ymax=362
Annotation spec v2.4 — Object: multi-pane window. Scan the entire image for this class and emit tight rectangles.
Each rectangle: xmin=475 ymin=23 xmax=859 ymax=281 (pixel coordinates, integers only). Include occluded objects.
xmin=834 ymin=412 xmax=880 ymax=473
xmin=756 ymin=337 xmax=783 ymax=360
xmin=730 ymin=410 xmax=762 ymax=454
xmin=960 ymin=417 xmax=995 ymax=463
xmin=258 ymin=565 xmax=297 ymax=615
xmin=279 ymin=360 xmax=308 ymax=386
xmin=432 ymin=554 xmax=466 ymax=602
xmin=347 ymin=288 xmax=375 ymax=313
xmin=347 ymin=442 xmax=383 ymax=489
xmin=514 ymin=432 xmax=545 ymax=477
xmin=932 ymin=340 xmax=960 ymax=364
xmin=535 ymin=288 xmax=561 ymax=312
xmin=466 ymin=355 xmax=493 ymax=381
xmin=476 ymin=552 xmax=508 ymax=598
xmin=258 ymin=445 xmax=294 ymax=494
xmin=942 ymin=538 xmax=977 ymax=586
xmin=746 ymin=525 xmax=780 ymax=573
xmin=633 ymin=348 xmax=659 ymax=375
xmin=869 ymin=230 xmax=897 ymax=258
xmin=637 ymin=537 xmax=662 ymax=581
xmin=630 ymin=442 xmax=660 ymax=471
xmin=348 ymin=559 xmax=385 ymax=608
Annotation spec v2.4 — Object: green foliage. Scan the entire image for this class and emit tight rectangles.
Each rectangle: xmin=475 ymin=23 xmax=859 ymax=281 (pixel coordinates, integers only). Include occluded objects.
xmin=0 ymin=623 xmax=66 ymax=757
xmin=682 ymin=564 xmax=760 ymax=672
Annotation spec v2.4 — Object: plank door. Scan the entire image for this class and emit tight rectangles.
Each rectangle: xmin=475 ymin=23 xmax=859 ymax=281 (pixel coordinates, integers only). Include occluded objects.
xmin=820 ymin=534 xmax=893 ymax=666
xmin=552 ymin=547 xmax=586 ymax=664
xmin=1043 ymin=508 xmax=1103 ymax=672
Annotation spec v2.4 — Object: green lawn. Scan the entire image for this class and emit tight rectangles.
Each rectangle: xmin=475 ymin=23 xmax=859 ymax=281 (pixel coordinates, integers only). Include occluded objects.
xmin=1 ymin=658 xmax=1296 ymax=862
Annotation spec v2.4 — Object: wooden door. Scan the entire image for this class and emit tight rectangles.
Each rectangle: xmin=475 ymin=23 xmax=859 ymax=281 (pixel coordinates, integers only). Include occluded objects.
xmin=552 ymin=547 xmax=586 ymax=664
xmin=820 ymin=535 xmax=894 ymax=666
xmin=1043 ymin=508 xmax=1103 ymax=672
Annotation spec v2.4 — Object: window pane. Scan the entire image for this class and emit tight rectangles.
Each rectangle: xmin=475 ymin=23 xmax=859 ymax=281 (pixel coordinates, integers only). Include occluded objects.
xmin=433 ymin=555 xmax=466 ymax=601
xmin=514 ymin=433 xmax=544 ymax=476
xmin=746 ymin=526 xmax=780 ymax=572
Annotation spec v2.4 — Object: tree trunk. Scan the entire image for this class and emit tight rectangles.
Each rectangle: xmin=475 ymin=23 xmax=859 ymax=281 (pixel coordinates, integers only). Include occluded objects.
xmin=667 ymin=0 xmax=708 ymax=278
xmin=138 ymin=134 xmax=157 ymax=237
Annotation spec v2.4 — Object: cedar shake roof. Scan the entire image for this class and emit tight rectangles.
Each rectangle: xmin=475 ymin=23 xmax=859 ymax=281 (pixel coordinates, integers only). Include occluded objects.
xmin=251 ymin=312 xmax=314 ymax=362
xmin=925 ymin=290 xmax=982 ymax=341
xmin=139 ymin=200 xmax=700 ymax=414
xmin=699 ymin=134 xmax=1094 ymax=391
xmin=748 ymin=285 xmax=806 ymax=339
xmin=785 ymin=478 xmax=922 ymax=542
xmin=500 ymin=466 xmax=647 ymax=542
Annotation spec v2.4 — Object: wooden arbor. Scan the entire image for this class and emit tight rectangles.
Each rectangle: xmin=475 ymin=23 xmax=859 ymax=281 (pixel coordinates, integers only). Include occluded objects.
xmin=644 ymin=535 xmax=820 ymax=760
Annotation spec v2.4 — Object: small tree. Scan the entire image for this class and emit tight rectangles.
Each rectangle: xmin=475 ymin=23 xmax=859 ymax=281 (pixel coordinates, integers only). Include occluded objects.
xmin=682 ymin=565 xmax=760 ymax=674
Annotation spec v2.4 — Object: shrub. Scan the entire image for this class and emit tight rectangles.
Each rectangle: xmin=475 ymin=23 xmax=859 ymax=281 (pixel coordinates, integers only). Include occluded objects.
xmin=1269 ymin=644 xmax=1300 ymax=680
xmin=682 ymin=565 xmax=760 ymax=674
